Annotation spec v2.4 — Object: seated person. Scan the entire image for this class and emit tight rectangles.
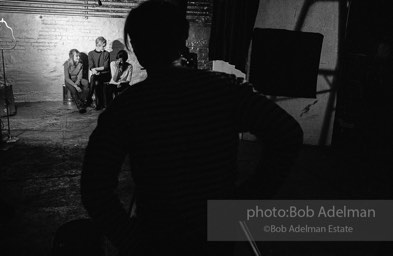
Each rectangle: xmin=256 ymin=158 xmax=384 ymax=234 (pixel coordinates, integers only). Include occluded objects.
xmin=105 ymin=50 xmax=133 ymax=106
xmin=64 ymin=49 xmax=88 ymax=113
xmin=87 ymin=36 xmax=111 ymax=110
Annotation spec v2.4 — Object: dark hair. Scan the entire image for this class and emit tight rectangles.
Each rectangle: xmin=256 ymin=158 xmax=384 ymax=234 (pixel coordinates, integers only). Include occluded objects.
xmin=123 ymin=0 xmax=189 ymax=68
xmin=69 ymin=49 xmax=79 ymax=59
xmin=116 ymin=49 xmax=128 ymax=62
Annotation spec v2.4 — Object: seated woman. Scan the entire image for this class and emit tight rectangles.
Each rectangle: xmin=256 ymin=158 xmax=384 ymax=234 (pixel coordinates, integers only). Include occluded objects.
xmin=64 ymin=49 xmax=89 ymax=113
xmin=105 ymin=50 xmax=133 ymax=106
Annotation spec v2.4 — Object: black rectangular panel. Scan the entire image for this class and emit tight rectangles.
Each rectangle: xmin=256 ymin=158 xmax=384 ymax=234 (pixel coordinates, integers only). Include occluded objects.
xmin=249 ymin=28 xmax=323 ymax=98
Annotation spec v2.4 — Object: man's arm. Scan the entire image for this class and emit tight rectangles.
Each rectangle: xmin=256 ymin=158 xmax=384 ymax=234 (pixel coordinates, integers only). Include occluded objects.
xmin=88 ymin=52 xmax=94 ymax=71
xmin=64 ymin=64 xmax=75 ymax=86
xmin=81 ymin=106 xmax=136 ymax=253
xmin=64 ymin=64 xmax=81 ymax=92
xmin=231 ymin=80 xmax=303 ymax=198
xmin=89 ymin=52 xmax=101 ymax=75
xmin=125 ymin=64 xmax=133 ymax=83
xmin=75 ymin=64 xmax=83 ymax=86
xmin=110 ymin=61 xmax=120 ymax=84
xmin=103 ymin=52 xmax=110 ymax=71
xmin=94 ymin=52 xmax=110 ymax=72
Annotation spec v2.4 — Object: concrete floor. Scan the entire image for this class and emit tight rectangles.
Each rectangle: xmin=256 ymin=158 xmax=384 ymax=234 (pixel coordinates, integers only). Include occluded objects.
xmin=0 ymin=102 xmax=132 ymax=256
xmin=1 ymin=101 xmax=100 ymax=146
xmin=0 ymin=101 xmax=392 ymax=256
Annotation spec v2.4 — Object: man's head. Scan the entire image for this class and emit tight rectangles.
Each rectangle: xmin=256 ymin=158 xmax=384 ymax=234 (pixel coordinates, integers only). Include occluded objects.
xmin=95 ymin=37 xmax=107 ymax=52
xmin=124 ymin=0 xmax=189 ymax=69
xmin=116 ymin=50 xmax=128 ymax=64
xmin=69 ymin=49 xmax=80 ymax=65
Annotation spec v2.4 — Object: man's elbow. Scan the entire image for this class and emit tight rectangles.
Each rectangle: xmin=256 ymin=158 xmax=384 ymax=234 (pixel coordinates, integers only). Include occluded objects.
xmin=80 ymin=176 xmax=90 ymax=208
xmin=289 ymin=121 xmax=304 ymax=157
xmin=80 ymin=169 xmax=97 ymax=211
xmin=294 ymin=121 xmax=304 ymax=147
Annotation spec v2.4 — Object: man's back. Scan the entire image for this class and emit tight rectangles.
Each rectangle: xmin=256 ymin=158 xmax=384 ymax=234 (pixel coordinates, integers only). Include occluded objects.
xmin=117 ymin=67 xmax=240 ymax=217
xmin=82 ymin=66 xmax=303 ymax=254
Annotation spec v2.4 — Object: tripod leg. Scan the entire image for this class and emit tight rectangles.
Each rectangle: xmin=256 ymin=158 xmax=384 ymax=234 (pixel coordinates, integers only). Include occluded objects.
xmin=4 ymin=98 xmax=18 ymax=143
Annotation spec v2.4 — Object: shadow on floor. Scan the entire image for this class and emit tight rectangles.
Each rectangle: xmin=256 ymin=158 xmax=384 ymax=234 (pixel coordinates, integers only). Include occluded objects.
xmin=0 ymin=101 xmax=392 ymax=255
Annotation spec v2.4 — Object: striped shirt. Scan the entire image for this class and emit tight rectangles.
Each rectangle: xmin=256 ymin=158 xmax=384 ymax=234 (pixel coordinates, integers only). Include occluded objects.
xmin=81 ymin=66 xmax=303 ymax=254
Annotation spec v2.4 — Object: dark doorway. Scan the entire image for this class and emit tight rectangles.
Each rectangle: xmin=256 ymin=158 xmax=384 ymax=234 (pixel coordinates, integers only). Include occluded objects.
xmin=334 ymin=0 xmax=393 ymax=150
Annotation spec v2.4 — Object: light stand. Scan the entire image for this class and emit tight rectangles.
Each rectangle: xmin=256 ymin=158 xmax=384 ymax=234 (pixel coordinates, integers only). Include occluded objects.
xmin=0 ymin=18 xmax=18 ymax=144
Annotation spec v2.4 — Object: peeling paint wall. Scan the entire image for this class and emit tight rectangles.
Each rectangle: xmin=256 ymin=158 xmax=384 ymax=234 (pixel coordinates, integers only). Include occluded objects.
xmin=254 ymin=0 xmax=339 ymax=145
xmin=188 ymin=23 xmax=211 ymax=70
xmin=187 ymin=0 xmax=212 ymax=70
xmin=0 ymin=0 xmax=212 ymax=102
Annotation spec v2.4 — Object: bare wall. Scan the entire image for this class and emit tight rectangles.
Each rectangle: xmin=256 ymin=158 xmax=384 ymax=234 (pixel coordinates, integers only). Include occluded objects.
xmin=254 ymin=0 xmax=340 ymax=145
xmin=0 ymin=13 xmax=147 ymax=102
xmin=0 ymin=0 xmax=212 ymax=102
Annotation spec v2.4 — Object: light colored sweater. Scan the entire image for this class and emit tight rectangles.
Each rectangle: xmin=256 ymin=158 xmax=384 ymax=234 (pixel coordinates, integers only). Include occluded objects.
xmin=109 ymin=61 xmax=133 ymax=85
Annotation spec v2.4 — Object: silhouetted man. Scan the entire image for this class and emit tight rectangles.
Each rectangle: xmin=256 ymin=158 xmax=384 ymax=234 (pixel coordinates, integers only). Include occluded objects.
xmin=81 ymin=1 xmax=303 ymax=255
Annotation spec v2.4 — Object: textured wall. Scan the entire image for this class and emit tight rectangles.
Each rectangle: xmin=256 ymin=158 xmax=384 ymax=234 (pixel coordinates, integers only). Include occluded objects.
xmin=187 ymin=0 xmax=212 ymax=70
xmin=0 ymin=12 xmax=146 ymax=102
xmin=253 ymin=0 xmax=339 ymax=145
xmin=0 ymin=0 xmax=212 ymax=102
